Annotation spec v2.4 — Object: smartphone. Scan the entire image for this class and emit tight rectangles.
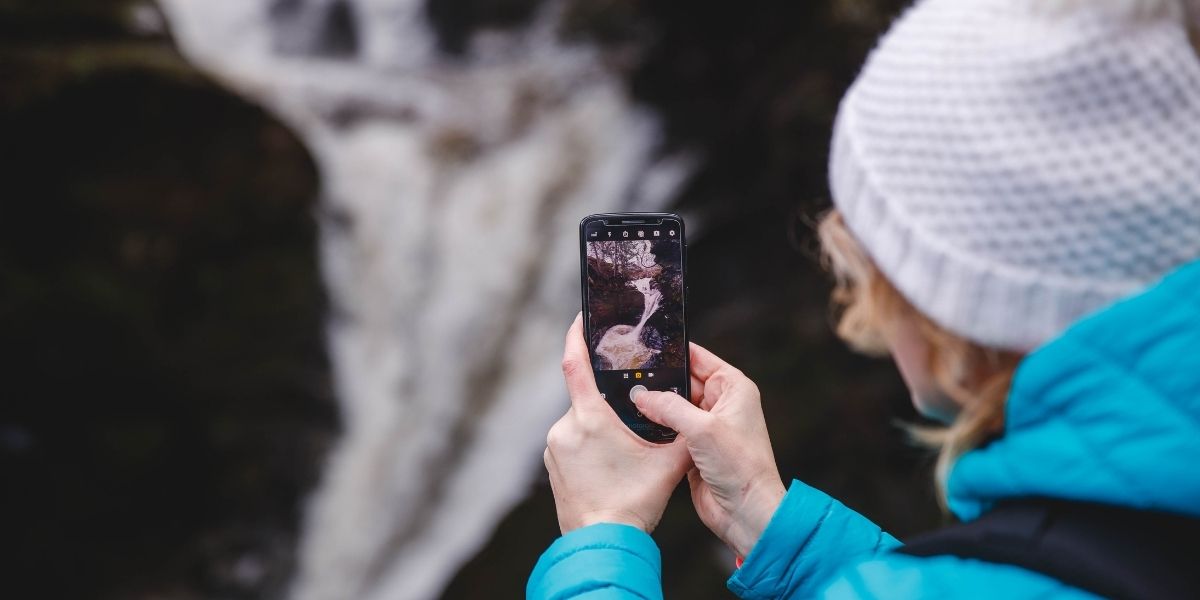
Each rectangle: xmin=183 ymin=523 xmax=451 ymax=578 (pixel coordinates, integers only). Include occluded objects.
xmin=579 ymin=213 xmax=690 ymax=443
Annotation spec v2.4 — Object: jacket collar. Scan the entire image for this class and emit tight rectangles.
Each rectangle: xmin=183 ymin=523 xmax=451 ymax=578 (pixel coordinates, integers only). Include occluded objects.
xmin=947 ymin=260 xmax=1200 ymax=521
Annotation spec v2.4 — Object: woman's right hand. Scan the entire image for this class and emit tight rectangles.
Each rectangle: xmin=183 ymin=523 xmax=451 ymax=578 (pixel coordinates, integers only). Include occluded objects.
xmin=632 ymin=343 xmax=786 ymax=559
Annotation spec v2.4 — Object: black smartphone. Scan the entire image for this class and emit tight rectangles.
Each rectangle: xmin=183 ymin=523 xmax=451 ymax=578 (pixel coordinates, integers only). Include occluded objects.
xmin=579 ymin=213 xmax=690 ymax=443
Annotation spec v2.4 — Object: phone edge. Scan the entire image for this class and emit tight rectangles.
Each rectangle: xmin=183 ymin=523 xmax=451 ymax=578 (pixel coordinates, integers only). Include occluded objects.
xmin=578 ymin=212 xmax=689 ymax=443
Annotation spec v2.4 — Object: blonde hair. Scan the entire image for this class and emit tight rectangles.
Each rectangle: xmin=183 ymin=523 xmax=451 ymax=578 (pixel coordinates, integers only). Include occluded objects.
xmin=817 ymin=210 xmax=1023 ymax=503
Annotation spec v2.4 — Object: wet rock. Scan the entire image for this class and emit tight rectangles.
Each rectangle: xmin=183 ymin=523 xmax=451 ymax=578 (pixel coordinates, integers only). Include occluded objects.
xmin=0 ymin=7 xmax=332 ymax=598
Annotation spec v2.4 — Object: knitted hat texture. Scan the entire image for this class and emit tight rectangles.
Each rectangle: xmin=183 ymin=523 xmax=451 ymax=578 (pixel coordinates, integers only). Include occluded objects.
xmin=830 ymin=0 xmax=1200 ymax=350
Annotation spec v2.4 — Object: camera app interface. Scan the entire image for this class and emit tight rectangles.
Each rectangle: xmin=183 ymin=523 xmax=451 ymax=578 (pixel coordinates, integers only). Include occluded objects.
xmin=584 ymin=222 xmax=685 ymax=440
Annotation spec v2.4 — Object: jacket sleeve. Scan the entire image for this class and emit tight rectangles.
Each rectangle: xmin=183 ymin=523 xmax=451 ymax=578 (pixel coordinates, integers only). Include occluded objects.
xmin=727 ymin=479 xmax=902 ymax=599
xmin=527 ymin=522 xmax=663 ymax=600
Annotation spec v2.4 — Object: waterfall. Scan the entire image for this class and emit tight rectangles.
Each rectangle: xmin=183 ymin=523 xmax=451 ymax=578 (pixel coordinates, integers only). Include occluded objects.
xmin=595 ymin=278 xmax=662 ymax=370
xmin=157 ymin=1 xmax=691 ymax=598
xmin=629 ymin=278 xmax=663 ymax=336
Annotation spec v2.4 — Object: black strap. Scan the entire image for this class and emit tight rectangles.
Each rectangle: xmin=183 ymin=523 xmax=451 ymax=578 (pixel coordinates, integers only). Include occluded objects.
xmin=897 ymin=499 xmax=1200 ymax=599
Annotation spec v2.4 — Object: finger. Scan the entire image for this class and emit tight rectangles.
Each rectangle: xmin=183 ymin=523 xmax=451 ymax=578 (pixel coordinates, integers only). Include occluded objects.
xmin=690 ymin=374 xmax=710 ymax=409
xmin=686 ymin=468 xmax=709 ymax=519
xmin=665 ymin=436 xmax=695 ymax=470
xmin=562 ymin=313 xmax=605 ymax=412
xmin=647 ymin=436 xmax=694 ymax=480
xmin=690 ymin=342 xmax=734 ymax=383
xmin=634 ymin=390 xmax=710 ymax=438
xmin=687 ymin=466 xmax=704 ymax=497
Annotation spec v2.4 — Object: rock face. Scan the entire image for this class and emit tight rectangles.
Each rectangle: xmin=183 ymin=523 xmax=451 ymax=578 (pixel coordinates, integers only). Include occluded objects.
xmin=158 ymin=1 xmax=687 ymax=599
xmin=0 ymin=3 xmax=332 ymax=598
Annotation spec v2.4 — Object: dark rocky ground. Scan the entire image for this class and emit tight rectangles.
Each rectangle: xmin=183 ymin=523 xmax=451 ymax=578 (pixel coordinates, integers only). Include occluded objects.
xmin=0 ymin=1 xmax=940 ymax=598
xmin=0 ymin=2 xmax=334 ymax=598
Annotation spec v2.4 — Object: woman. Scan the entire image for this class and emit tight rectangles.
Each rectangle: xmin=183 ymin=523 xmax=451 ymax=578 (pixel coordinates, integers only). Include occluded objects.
xmin=530 ymin=0 xmax=1200 ymax=597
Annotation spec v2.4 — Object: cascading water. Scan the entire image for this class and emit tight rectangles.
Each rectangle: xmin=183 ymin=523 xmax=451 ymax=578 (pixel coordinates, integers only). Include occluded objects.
xmin=158 ymin=1 xmax=691 ymax=598
xmin=595 ymin=277 xmax=662 ymax=369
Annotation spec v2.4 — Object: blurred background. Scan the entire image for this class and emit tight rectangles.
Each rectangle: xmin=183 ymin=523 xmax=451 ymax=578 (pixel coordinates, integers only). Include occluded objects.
xmin=0 ymin=0 xmax=941 ymax=598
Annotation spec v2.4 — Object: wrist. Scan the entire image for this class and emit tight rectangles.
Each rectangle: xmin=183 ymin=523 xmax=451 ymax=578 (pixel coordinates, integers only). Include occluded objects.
xmin=575 ymin=509 xmax=652 ymax=533
xmin=725 ymin=476 xmax=786 ymax=558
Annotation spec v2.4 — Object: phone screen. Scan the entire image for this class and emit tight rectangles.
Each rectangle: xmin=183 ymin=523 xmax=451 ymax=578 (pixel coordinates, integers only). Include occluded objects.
xmin=581 ymin=215 xmax=688 ymax=442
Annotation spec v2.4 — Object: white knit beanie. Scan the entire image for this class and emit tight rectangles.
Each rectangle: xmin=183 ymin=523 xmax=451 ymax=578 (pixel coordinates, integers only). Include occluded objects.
xmin=829 ymin=0 xmax=1200 ymax=351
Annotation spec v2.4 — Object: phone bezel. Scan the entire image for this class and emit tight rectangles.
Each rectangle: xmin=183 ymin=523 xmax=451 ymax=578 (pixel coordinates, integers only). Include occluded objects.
xmin=578 ymin=212 xmax=690 ymax=443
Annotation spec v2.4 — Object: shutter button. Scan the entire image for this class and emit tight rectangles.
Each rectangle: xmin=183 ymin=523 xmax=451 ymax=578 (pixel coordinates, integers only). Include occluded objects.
xmin=630 ymin=385 xmax=648 ymax=416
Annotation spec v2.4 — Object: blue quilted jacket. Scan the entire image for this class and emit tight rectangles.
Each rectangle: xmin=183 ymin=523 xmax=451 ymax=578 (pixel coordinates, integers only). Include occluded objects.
xmin=528 ymin=259 xmax=1200 ymax=599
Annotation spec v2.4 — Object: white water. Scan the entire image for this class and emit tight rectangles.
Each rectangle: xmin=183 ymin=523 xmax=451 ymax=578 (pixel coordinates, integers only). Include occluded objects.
xmin=158 ymin=1 xmax=691 ymax=599
xmin=595 ymin=277 xmax=662 ymax=370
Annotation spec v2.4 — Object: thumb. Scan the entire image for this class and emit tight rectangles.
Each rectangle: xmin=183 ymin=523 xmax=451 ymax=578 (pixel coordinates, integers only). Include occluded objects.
xmin=634 ymin=390 xmax=710 ymax=439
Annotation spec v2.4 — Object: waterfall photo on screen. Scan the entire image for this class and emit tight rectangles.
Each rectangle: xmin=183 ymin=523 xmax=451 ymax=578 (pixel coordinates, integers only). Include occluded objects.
xmin=586 ymin=238 xmax=685 ymax=370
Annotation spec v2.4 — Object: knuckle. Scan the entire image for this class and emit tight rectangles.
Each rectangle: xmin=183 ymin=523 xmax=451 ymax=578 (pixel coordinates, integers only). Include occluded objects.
xmin=577 ymin=413 xmax=602 ymax=435
xmin=547 ymin=418 xmax=583 ymax=450
xmin=657 ymin=392 xmax=680 ymax=413
xmin=561 ymin=357 xmax=583 ymax=378
xmin=742 ymin=377 xmax=761 ymax=397
xmin=727 ymin=366 xmax=747 ymax=382
xmin=659 ymin=395 xmax=681 ymax=418
xmin=546 ymin=421 xmax=565 ymax=448
xmin=708 ymin=371 xmax=730 ymax=389
xmin=712 ymin=367 xmax=757 ymax=396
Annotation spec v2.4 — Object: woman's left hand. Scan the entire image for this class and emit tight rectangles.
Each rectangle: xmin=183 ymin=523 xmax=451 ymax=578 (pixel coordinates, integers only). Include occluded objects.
xmin=544 ymin=314 xmax=692 ymax=534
